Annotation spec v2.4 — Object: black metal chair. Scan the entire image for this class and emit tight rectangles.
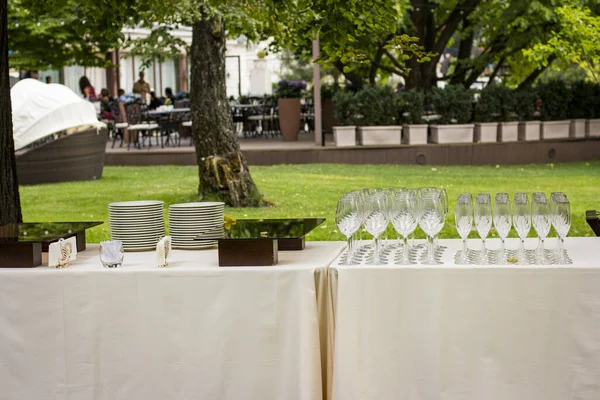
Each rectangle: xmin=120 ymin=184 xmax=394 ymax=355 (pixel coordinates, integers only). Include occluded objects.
xmin=586 ymin=210 xmax=600 ymax=236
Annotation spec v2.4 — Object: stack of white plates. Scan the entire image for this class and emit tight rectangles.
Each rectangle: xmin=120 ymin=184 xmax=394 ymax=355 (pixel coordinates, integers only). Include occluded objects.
xmin=168 ymin=202 xmax=225 ymax=249
xmin=109 ymin=200 xmax=165 ymax=251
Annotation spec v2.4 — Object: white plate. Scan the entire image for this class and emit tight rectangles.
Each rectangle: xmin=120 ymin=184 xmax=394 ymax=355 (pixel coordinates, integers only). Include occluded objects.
xmin=109 ymin=220 xmax=165 ymax=227
xmin=169 ymin=202 xmax=224 ymax=209
xmin=111 ymin=236 xmax=164 ymax=242
xmin=109 ymin=200 xmax=163 ymax=207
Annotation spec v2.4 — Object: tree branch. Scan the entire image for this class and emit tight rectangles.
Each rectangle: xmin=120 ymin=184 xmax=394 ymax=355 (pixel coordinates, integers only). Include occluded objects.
xmin=517 ymin=55 xmax=557 ymax=90
xmin=432 ymin=0 xmax=480 ymax=56
xmin=486 ymin=56 xmax=506 ymax=86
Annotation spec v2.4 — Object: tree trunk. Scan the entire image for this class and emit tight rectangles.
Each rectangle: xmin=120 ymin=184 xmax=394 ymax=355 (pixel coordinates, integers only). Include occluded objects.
xmin=190 ymin=17 xmax=265 ymax=207
xmin=0 ymin=0 xmax=23 ymax=225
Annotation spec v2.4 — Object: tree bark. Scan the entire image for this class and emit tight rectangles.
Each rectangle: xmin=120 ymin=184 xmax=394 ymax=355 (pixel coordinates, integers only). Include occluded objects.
xmin=333 ymin=60 xmax=364 ymax=89
xmin=0 ymin=0 xmax=23 ymax=225
xmin=190 ymin=17 xmax=265 ymax=207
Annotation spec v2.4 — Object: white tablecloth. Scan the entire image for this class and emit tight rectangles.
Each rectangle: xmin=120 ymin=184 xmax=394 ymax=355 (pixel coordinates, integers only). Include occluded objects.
xmin=330 ymin=237 xmax=600 ymax=400
xmin=0 ymin=242 xmax=344 ymax=400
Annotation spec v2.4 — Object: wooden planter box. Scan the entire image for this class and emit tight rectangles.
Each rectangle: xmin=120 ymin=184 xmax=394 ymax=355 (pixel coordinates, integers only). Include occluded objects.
xmin=498 ymin=121 xmax=519 ymax=142
xmin=430 ymin=124 xmax=474 ymax=144
xmin=586 ymin=119 xmax=600 ymax=138
xmin=474 ymin=122 xmax=498 ymax=143
xmin=333 ymin=126 xmax=357 ymax=147
xmin=358 ymin=126 xmax=402 ymax=145
xmin=570 ymin=119 xmax=587 ymax=138
xmin=518 ymin=121 xmax=541 ymax=141
xmin=402 ymin=124 xmax=428 ymax=145
xmin=541 ymin=120 xmax=570 ymax=140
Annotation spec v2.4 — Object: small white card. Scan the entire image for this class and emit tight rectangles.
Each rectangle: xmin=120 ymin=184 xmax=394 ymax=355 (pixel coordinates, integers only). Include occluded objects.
xmin=48 ymin=237 xmax=78 ymax=267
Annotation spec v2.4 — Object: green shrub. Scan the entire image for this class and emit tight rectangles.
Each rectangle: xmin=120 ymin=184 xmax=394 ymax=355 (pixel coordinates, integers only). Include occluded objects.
xmin=536 ymin=80 xmax=573 ymax=121
xmin=569 ymin=81 xmax=600 ymax=119
xmin=513 ymin=88 xmax=538 ymax=121
xmin=474 ymin=84 xmax=517 ymax=122
xmin=430 ymin=85 xmax=473 ymax=124
xmin=321 ymin=83 xmax=340 ymax=100
xmin=353 ymin=85 xmax=398 ymax=126
xmin=332 ymin=90 xmax=360 ymax=126
xmin=397 ymin=90 xmax=425 ymax=125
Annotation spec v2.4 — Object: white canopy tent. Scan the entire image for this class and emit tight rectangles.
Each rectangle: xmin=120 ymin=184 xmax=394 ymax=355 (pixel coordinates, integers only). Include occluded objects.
xmin=11 ymin=79 xmax=105 ymax=151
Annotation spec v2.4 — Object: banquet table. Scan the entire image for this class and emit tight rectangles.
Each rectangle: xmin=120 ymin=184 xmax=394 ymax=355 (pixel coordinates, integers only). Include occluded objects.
xmin=329 ymin=237 xmax=600 ymax=400
xmin=0 ymin=241 xmax=344 ymax=400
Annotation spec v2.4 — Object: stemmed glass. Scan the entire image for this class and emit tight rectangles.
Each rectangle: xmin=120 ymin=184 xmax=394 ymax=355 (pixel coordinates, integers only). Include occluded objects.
xmin=532 ymin=193 xmax=551 ymax=263
xmin=493 ymin=193 xmax=511 ymax=264
xmin=513 ymin=193 xmax=531 ymax=264
xmin=418 ymin=189 xmax=445 ymax=264
xmin=336 ymin=193 xmax=362 ymax=265
xmin=474 ymin=193 xmax=492 ymax=264
xmin=389 ymin=189 xmax=418 ymax=264
xmin=364 ymin=191 xmax=390 ymax=264
xmin=551 ymin=195 xmax=571 ymax=263
xmin=455 ymin=194 xmax=473 ymax=264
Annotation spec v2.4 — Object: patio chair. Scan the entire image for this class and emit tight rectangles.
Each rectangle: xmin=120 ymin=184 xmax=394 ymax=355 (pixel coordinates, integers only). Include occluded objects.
xmin=124 ymin=103 xmax=160 ymax=149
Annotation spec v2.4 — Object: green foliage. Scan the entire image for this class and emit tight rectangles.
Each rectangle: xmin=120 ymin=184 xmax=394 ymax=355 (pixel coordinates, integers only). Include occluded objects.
xmin=397 ymin=90 xmax=425 ymax=125
xmin=353 ymin=85 xmax=398 ymax=126
xmin=7 ymin=0 xmax=128 ymax=69
xmin=430 ymin=85 xmax=473 ymax=124
xmin=332 ymin=90 xmax=360 ymax=126
xmin=514 ymin=88 xmax=538 ymax=121
xmin=536 ymin=79 xmax=573 ymax=121
xmin=524 ymin=4 xmax=600 ymax=82
xmin=123 ymin=26 xmax=189 ymax=69
xmin=474 ymin=85 xmax=517 ymax=123
xmin=274 ymin=80 xmax=307 ymax=98
xmin=320 ymin=83 xmax=340 ymax=100
xmin=569 ymin=81 xmax=600 ymax=118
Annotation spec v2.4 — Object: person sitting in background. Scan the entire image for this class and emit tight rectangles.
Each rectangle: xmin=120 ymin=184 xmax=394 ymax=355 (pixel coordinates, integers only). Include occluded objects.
xmin=99 ymin=88 xmax=113 ymax=119
xmin=117 ymin=88 xmax=126 ymax=101
xmin=79 ymin=76 xmax=96 ymax=101
xmin=149 ymin=91 xmax=163 ymax=110
xmin=45 ymin=76 xmax=52 ymax=84
xmin=164 ymin=87 xmax=175 ymax=105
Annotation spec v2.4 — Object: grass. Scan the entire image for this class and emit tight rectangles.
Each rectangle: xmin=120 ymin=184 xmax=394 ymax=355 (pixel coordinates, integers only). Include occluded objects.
xmin=19 ymin=162 xmax=600 ymax=243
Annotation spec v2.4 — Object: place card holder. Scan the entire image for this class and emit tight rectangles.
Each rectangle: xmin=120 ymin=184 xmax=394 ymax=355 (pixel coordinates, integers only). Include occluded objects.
xmin=48 ymin=237 xmax=77 ymax=268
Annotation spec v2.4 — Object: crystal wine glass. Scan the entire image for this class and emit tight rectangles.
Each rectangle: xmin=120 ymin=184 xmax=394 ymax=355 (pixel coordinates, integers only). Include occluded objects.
xmin=513 ymin=193 xmax=531 ymax=264
xmin=455 ymin=194 xmax=473 ymax=264
xmin=551 ymin=195 xmax=571 ymax=263
xmin=364 ymin=191 xmax=390 ymax=264
xmin=389 ymin=189 xmax=418 ymax=264
xmin=532 ymin=193 xmax=551 ymax=263
xmin=336 ymin=193 xmax=362 ymax=265
xmin=418 ymin=189 xmax=445 ymax=264
xmin=474 ymin=193 xmax=492 ymax=264
xmin=493 ymin=193 xmax=511 ymax=264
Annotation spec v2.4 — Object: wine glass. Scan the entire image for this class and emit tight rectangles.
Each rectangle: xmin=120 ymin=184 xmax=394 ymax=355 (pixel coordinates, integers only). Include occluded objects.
xmin=336 ymin=193 xmax=362 ymax=265
xmin=364 ymin=191 xmax=389 ymax=264
xmin=418 ymin=189 xmax=445 ymax=264
xmin=551 ymin=196 xmax=571 ymax=263
xmin=513 ymin=193 xmax=531 ymax=264
xmin=532 ymin=193 xmax=551 ymax=263
xmin=455 ymin=194 xmax=473 ymax=264
xmin=474 ymin=193 xmax=492 ymax=264
xmin=493 ymin=193 xmax=511 ymax=264
xmin=389 ymin=189 xmax=418 ymax=264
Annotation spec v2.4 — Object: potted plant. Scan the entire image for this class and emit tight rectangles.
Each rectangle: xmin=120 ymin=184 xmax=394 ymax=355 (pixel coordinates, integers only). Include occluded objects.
xmin=275 ymin=80 xmax=306 ymax=141
xmin=473 ymin=85 xmax=501 ymax=143
xmin=429 ymin=85 xmax=474 ymax=144
xmin=537 ymin=80 xmax=573 ymax=139
xmin=398 ymin=89 xmax=427 ymax=145
xmin=321 ymin=84 xmax=340 ymax=134
xmin=489 ymin=85 xmax=519 ymax=142
xmin=515 ymin=88 xmax=540 ymax=141
xmin=355 ymin=85 xmax=401 ymax=145
xmin=587 ymin=83 xmax=600 ymax=137
xmin=568 ymin=81 xmax=592 ymax=138
xmin=332 ymin=90 xmax=359 ymax=146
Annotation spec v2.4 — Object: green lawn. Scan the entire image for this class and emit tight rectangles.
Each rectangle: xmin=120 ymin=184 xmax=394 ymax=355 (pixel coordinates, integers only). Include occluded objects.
xmin=19 ymin=162 xmax=600 ymax=243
